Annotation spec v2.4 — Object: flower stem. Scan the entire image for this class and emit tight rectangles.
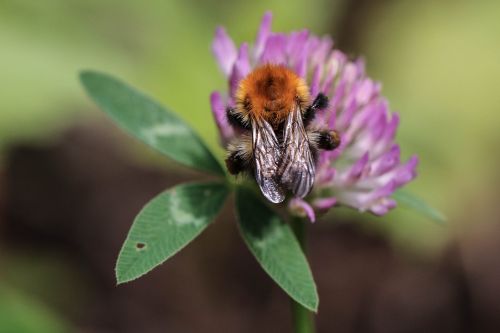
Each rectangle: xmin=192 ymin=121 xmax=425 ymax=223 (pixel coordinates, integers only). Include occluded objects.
xmin=290 ymin=217 xmax=315 ymax=333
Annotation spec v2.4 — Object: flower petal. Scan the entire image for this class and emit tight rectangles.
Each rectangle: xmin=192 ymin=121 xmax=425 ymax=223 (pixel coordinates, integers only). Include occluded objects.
xmin=371 ymin=145 xmax=400 ymax=176
xmin=212 ymin=27 xmax=237 ymax=76
xmin=316 ymin=165 xmax=336 ymax=184
xmin=259 ymin=33 xmax=288 ymax=65
xmin=287 ymin=30 xmax=309 ymax=77
xmin=253 ymin=11 xmax=273 ymax=61
xmin=211 ymin=12 xmax=419 ymax=218
xmin=345 ymin=152 xmax=370 ymax=183
xmin=313 ymin=197 xmax=337 ymax=211
xmin=289 ymin=198 xmax=316 ymax=223
xmin=310 ymin=65 xmax=322 ymax=98
xmin=309 ymin=36 xmax=333 ymax=69
xmin=229 ymin=43 xmax=251 ymax=99
xmin=210 ymin=91 xmax=234 ymax=144
xmin=370 ymin=198 xmax=397 ymax=215
xmin=393 ymin=155 xmax=419 ymax=187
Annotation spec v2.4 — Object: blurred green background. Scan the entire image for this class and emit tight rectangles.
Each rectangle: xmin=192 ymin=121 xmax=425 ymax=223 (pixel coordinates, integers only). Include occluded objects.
xmin=1 ymin=0 xmax=499 ymax=332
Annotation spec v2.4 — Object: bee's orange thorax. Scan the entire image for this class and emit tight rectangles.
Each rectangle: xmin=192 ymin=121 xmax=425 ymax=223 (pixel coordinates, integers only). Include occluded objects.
xmin=235 ymin=64 xmax=310 ymax=126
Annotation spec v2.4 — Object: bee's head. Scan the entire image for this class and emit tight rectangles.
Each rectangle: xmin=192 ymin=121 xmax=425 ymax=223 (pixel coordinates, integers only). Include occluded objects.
xmin=235 ymin=64 xmax=310 ymax=126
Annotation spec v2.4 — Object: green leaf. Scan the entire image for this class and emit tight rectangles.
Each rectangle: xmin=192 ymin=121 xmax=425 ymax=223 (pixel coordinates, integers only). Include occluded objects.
xmin=116 ymin=182 xmax=229 ymax=284
xmin=235 ymin=187 xmax=319 ymax=312
xmin=80 ymin=70 xmax=224 ymax=175
xmin=393 ymin=189 xmax=447 ymax=224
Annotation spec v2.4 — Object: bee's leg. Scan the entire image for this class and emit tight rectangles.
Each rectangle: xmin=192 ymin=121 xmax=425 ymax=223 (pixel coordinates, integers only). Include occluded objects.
xmin=308 ymin=129 xmax=340 ymax=151
xmin=225 ymin=135 xmax=253 ymax=175
xmin=303 ymin=93 xmax=329 ymax=127
xmin=227 ymin=107 xmax=251 ymax=131
xmin=311 ymin=93 xmax=329 ymax=110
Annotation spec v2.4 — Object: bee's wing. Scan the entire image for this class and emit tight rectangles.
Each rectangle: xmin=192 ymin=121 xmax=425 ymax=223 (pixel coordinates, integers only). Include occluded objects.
xmin=252 ymin=118 xmax=285 ymax=203
xmin=279 ymin=105 xmax=315 ymax=198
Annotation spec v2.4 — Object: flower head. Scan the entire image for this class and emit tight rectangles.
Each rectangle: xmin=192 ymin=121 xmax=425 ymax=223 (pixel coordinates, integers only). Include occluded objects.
xmin=210 ymin=12 xmax=418 ymax=222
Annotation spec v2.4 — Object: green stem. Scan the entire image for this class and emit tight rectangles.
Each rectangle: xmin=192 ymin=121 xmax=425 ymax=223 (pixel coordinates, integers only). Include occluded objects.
xmin=290 ymin=217 xmax=315 ymax=333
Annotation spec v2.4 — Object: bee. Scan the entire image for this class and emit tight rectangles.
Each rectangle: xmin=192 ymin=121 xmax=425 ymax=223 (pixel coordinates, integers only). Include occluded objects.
xmin=225 ymin=64 xmax=340 ymax=203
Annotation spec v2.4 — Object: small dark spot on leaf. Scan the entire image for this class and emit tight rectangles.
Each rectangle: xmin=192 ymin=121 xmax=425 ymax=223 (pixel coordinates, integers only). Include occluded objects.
xmin=136 ymin=242 xmax=146 ymax=250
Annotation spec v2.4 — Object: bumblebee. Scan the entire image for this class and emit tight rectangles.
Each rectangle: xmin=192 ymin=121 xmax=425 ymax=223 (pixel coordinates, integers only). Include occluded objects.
xmin=225 ymin=64 xmax=340 ymax=203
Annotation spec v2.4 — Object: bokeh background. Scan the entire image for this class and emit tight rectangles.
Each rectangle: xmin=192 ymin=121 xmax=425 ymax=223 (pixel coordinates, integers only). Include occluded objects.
xmin=1 ymin=0 xmax=500 ymax=332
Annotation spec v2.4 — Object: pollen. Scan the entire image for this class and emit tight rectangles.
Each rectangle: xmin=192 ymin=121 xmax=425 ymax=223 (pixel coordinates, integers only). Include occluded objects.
xmin=235 ymin=64 xmax=310 ymax=125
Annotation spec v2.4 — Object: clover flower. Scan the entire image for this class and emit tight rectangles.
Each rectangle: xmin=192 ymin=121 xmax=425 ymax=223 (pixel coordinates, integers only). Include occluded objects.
xmin=210 ymin=12 xmax=418 ymax=222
